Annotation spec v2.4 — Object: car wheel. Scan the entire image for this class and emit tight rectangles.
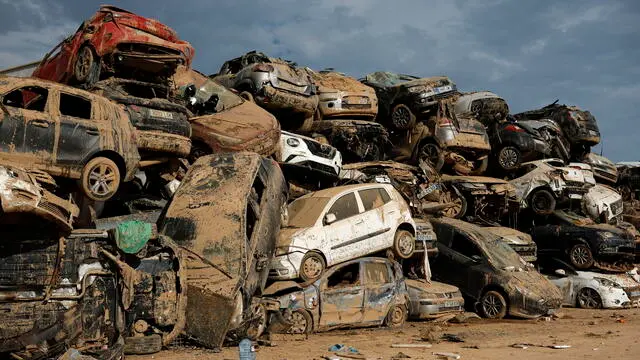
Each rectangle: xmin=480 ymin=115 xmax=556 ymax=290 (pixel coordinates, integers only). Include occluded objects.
xmin=299 ymin=252 xmax=325 ymax=282
xmin=498 ymin=146 xmax=522 ymax=171
xmin=288 ymin=309 xmax=312 ymax=334
xmin=417 ymin=142 xmax=444 ymax=171
xmin=124 ymin=334 xmax=162 ymax=355
xmin=577 ymin=288 xmax=603 ymax=309
xmin=569 ymin=243 xmax=595 ymax=269
xmin=239 ymin=91 xmax=254 ymax=102
xmin=393 ymin=230 xmax=415 ymax=259
xmin=470 ymin=101 xmax=483 ymax=114
xmin=384 ymin=304 xmax=407 ymax=327
xmin=440 ymin=188 xmax=467 ymax=219
xmin=74 ymin=45 xmax=100 ymax=86
xmin=80 ymin=157 xmax=121 ymax=201
xmin=479 ymin=290 xmax=507 ymax=319
xmin=246 ymin=303 xmax=267 ymax=340
xmin=529 ymin=189 xmax=556 ymax=216
xmin=391 ymin=104 xmax=416 ymax=130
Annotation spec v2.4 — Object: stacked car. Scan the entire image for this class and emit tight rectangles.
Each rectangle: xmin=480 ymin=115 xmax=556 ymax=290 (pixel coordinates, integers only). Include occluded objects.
xmin=0 ymin=4 xmax=638 ymax=359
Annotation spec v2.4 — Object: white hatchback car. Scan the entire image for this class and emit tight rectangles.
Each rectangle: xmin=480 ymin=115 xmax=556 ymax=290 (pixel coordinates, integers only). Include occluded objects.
xmin=270 ymin=183 xmax=416 ymax=281
xmin=278 ymin=130 xmax=342 ymax=176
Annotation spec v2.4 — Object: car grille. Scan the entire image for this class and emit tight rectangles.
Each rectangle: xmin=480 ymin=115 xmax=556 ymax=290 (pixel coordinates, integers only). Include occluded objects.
xmin=611 ymin=199 xmax=623 ymax=216
xmin=39 ymin=198 xmax=70 ymax=223
xmin=302 ymin=138 xmax=336 ymax=159
xmin=509 ymin=244 xmax=537 ymax=258
xmin=294 ymin=161 xmax=338 ymax=176
xmin=342 ymin=96 xmax=371 ymax=109
xmin=116 ymin=43 xmax=181 ymax=56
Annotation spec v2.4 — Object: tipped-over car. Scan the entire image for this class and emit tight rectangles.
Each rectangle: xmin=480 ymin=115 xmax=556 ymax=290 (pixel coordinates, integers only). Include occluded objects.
xmin=454 ymin=91 xmax=509 ymax=125
xmin=0 ymin=77 xmax=140 ymax=201
xmin=270 ymin=183 xmax=416 ymax=282
xmin=430 ymin=217 xmax=562 ymax=319
xmin=307 ymin=68 xmax=377 ymax=121
xmin=213 ymin=51 xmax=318 ymax=131
xmin=278 ymin=130 xmax=342 ymax=177
xmin=32 ymin=5 xmax=194 ymax=87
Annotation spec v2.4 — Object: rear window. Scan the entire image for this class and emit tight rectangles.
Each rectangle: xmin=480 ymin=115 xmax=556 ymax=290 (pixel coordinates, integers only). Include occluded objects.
xmin=359 ymin=188 xmax=390 ymax=211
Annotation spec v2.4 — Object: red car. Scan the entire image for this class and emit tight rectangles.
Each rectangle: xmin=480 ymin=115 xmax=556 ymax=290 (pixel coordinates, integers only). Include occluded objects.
xmin=32 ymin=5 xmax=194 ymax=86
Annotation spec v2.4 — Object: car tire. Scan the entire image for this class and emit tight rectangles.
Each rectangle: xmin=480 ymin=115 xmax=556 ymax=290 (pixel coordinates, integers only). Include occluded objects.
xmin=384 ymin=304 xmax=407 ymax=328
xmin=288 ymin=309 xmax=312 ymax=334
xmin=299 ymin=252 xmax=326 ymax=282
xmin=239 ymin=91 xmax=254 ymax=102
xmin=569 ymin=243 xmax=595 ymax=270
xmin=391 ymin=104 xmax=416 ymax=130
xmin=479 ymin=290 xmax=508 ymax=319
xmin=246 ymin=303 xmax=267 ymax=340
xmin=417 ymin=142 xmax=445 ymax=172
xmin=528 ymin=189 xmax=556 ymax=216
xmin=497 ymin=146 xmax=522 ymax=171
xmin=577 ymin=287 xmax=602 ymax=309
xmin=440 ymin=187 xmax=467 ymax=219
xmin=124 ymin=334 xmax=162 ymax=355
xmin=74 ymin=45 xmax=100 ymax=86
xmin=393 ymin=230 xmax=415 ymax=259
xmin=80 ymin=157 xmax=121 ymax=202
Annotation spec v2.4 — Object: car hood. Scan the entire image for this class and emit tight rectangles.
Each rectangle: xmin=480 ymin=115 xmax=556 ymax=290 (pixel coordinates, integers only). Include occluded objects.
xmin=517 ymin=119 xmax=561 ymax=133
xmin=406 ymin=279 xmax=460 ymax=297
xmin=394 ymin=76 xmax=453 ymax=89
xmin=506 ymin=269 xmax=563 ymax=300
xmin=276 ymin=227 xmax=312 ymax=249
xmin=311 ymin=71 xmax=375 ymax=95
xmin=576 ymin=270 xmax=640 ymax=288
xmin=190 ymin=101 xmax=278 ymax=141
xmin=272 ymin=63 xmax=313 ymax=87
xmin=484 ymin=227 xmax=534 ymax=246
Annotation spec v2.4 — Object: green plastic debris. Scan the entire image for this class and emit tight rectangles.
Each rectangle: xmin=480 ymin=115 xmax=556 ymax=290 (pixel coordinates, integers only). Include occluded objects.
xmin=114 ymin=221 xmax=153 ymax=254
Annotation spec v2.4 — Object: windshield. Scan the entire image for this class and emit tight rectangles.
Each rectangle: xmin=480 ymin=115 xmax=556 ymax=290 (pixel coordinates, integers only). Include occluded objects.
xmin=367 ymin=72 xmax=419 ymax=87
xmin=478 ymin=230 xmax=529 ymax=269
xmin=287 ymin=197 xmax=331 ymax=228
xmin=195 ymin=79 xmax=243 ymax=111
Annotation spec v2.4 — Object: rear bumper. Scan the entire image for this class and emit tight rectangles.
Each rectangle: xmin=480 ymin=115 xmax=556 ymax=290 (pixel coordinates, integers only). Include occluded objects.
xmin=136 ymin=130 xmax=191 ymax=157
xmin=410 ymin=297 xmax=464 ymax=319
xmin=318 ymin=94 xmax=377 ymax=120
xmin=259 ymin=85 xmax=318 ymax=118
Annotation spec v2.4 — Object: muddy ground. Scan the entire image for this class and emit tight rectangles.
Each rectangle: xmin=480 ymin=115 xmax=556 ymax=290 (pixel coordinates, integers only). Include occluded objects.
xmin=132 ymin=307 xmax=640 ymax=359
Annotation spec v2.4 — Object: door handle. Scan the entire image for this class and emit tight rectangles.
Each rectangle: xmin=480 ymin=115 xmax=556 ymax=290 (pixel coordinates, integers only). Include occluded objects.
xmin=85 ymin=129 xmax=100 ymax=136
xmin=386 ymin=210 xmax=397 ymax=214
xmin=31 ymin=120 xmax=49 ymax=128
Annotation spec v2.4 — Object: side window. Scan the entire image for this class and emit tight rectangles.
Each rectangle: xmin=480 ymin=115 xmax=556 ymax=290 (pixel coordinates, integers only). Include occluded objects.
xmin=246 ymin=173 xmax=265 ymax=243
xmin=363 ymin=262 xmax=391 ymax=285
xmin=2 ymin=86 xmax=48 ymax=112
xmin=359 ymin=188 xmax=389 ymax=211
xmin=326 ymin=192 xmax=360 ymax=223
xmin=326 ymin=262 xmax=361 ymax=289
xmin=450 ymin=232 xmax=482 ymax=259
xmin=59 ymin=93 xmax=91 ymax=119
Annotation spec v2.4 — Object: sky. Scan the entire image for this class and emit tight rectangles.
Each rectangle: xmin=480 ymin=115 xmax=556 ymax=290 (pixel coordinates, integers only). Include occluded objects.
xmin=0 ymin=0 xmax=638 ymax=161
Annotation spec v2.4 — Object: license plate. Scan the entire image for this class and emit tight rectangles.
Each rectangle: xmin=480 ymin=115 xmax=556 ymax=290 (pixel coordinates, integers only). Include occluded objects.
xmin=417 ymin=234 xmax=433 ymax=241
xmin=417 ymin=183 xmax=441 ymax=199
xmin=568 ymin=194 xmax=583 ymax=199
xmin=443 ymin=301 xmax=459 ymax=308
xmin=344 ymin=97 xmax=369 ymax=105
xmin=149 ymin=109 xmax=173 ymax=119
xmin=434 ymin=85 xmax=452 ymax=94
xmin=630 ymin=291 xmax=640 ymax=297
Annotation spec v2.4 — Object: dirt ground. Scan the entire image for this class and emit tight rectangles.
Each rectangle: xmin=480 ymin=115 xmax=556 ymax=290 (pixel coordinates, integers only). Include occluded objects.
xmin=132 ymin=307 xmax=640 ymax=360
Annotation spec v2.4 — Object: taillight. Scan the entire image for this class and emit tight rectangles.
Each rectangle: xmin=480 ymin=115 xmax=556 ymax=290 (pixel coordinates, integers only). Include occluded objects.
xmin=504 ymin=124 xmax=524 ymax=132
xmin=253 ymin=64 xmax=274 ymax=72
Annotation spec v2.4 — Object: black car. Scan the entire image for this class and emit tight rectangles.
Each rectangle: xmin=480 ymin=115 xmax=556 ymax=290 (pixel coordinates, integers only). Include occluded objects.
xmin=430 ymin=217 xmax=562 ymax=319
xmin=360 ymin=72 xmax=458 ymax=130
xmin=488 ymin=116 xmax=570 ymax=172
xmin=513 ymin=100 xmax=600 ymax=157
xmin=530 ymin=210 xmax=635 ymax=270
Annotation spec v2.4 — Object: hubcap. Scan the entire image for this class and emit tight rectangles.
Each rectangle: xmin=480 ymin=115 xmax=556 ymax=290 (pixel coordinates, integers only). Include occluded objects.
xmin=88 ymin=164 xmax=116 ymax=197
xmin=578 ymin=288 xmax=601 ymax=309
xmin=397 ymin=234 xmax=414 ymax=255
xmin=419 ymin=144 xmax=440 ymax=167
xmin=392 ymin=107 xmax=410 ymax=127
xmin=441 ymin=191 xmax=463 ymax=218
xmin=532 ymin=194 xmax=550 ymax=212
xmin=289 ymin=312 xmax=308 ymax=334
xmin=499 ymin=148 xmax=519 ymax=169
xmin=482 ymin=294 xmax=503 ymax=318
xmin=302 ymin=256 xmax=323 ymax=279
xmin=571 ymin=245 xmax=590 ymax=265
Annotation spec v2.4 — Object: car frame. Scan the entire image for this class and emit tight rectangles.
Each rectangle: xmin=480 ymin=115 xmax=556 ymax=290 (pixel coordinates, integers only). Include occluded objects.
xmin=309 ymin=119 xmax=390 ymax=163
xmin=583 ymin=183 xmax=624 ymax=224
xmin=582 ymin=152 xmax=618 ymax=185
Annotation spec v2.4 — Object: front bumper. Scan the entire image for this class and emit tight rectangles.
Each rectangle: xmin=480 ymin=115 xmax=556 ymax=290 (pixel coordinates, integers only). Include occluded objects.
xmin=259 ymin=85 xmax=318 ymax=118
xmin=600 ymin=287 xmax=633 ymax=309
xmin=410 ymin=297 xmax=464 ymax=319
xmin=410 ymin=90 xmax=457 ymax=112
xmin=509 ymin=296 xmax=562 ymax=319
xmin=318 ymin=93 xmax=377 ymax=120
xmin=136 ymin=130 xmax=192 ymax=157
xmin=268 ymin=252 xmax=304 ymax=280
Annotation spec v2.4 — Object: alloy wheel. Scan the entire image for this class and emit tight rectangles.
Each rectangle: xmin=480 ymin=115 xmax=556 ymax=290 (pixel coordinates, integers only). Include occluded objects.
xmin=570 ymin=245 xmax=591 ymax=266
xmin=289 ymin=311 xmax=309 ymax=334
xmin=88 ymin=163 xmax=117 ymax=197
xmin=397 ymin=233 xmax=414 ymax=256
xmin=301 ymin=257 xmax=323 ymax=279
xmin=498 ymin=147 xmax=519 ymax=169
xmin=392 ymin=106 xmax=411 ymax=128
xmin=577 ymin=288 xmax=602 ymax=309
xmin=482 ymin=293 xmax=504 ymax=318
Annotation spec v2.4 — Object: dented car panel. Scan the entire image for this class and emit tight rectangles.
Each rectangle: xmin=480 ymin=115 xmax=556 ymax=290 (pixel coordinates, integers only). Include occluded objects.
xmin=265 ymin=258 xmax=408 ymax=333
xmin=431 ymin=218 xmax=562 ymax=319
xmin=307 ymin=69 xmax=378 ymax=120
xmin=158 ymin=153 xmax=288 ymax=348
xmin=0 ymin=165 xmax=78 ymax=231
xmin=583 ymin=152 xmax=618 ymax=185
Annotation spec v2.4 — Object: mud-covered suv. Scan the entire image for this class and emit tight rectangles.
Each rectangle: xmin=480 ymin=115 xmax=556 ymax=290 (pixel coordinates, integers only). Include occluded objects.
xmin=0 ymin=77 xmax=140 ymax=201
xmin=454 ymin=91 xmax=510 ymax=125
xmin=214 ymin=51 xmax=318 ymax=131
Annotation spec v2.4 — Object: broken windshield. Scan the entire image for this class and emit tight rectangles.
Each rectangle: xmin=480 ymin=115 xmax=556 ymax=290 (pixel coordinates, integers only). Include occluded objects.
xmin=287 ymin=197 xmax=331 ymax=228
xmin=470 ymin=229 xmax=528 ymax=270
xmin=195 ymin=79 xmax=243 ymax=112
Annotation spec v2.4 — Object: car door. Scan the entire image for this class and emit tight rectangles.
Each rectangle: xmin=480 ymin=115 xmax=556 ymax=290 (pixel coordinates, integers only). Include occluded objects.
xmin=530 ymin=224 xmax=561 ymax=256
xmin=0 ymin=85 xmax=55 ymax=166
xmin=322 ymin=191 xmax=368 ymax=265
xmin=356 ymin=187 xmax=395 ymax=252
xmin=361 ymin=260 xmax=396 ymax=324
xmin=55 ymin=91 xmax=102 ymax=166
xmin=318 ymin=261 xmax=364 ymax=328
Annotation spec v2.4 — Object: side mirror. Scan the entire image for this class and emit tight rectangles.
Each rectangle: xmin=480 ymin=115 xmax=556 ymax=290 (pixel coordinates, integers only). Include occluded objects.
xmin=555 ymin=269 xmax=566 ymax=276
xmin=471 ymin=255 xmax=482 ymax=263
xmin=324 ymin=213 xmax=337 ymax=225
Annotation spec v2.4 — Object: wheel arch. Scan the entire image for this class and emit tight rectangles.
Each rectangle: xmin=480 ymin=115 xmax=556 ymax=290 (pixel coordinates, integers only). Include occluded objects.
xmin=479 ymin=284 xmax=510 ymax=312
xmin=396 ymin=222 xmax=416 ymax=237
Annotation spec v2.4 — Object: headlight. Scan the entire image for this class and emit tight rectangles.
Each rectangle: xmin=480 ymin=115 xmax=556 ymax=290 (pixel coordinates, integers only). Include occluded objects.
xmin=408 ymin=86 xmax=424 ymax=93
xmin=594 ymin=277 xmax=622 ymax=288
xmin=286 ymin=137 xmax=301 ymax=147
xmin=599 ymin=231 xmax=616 ymax=239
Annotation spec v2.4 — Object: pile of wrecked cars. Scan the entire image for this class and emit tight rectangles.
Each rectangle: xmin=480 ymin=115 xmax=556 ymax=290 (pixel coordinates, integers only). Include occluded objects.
xmin=0 ymin=4 xmax=638 ymax=359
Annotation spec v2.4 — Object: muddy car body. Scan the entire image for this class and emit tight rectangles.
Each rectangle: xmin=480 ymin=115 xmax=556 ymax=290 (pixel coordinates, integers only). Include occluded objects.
xmin=307 ymin=68 xmax=377 ymax=120
xmin=0 ymin=76 xmax=140 ymax=201
xmin=541 ymin=259 xmax=640 ymax=309
xmin=406 ymin=279 xmax=464 ymax=319
xmin=583 ymin=184 xmax=623 ymax=224
xmin=263 ymin=257 xmax=409 ymax=333
xmin=159 ymin=153 xmax=288 ymax=348
xmin=214 ymin=51 xmax=318 ymax=131
xmin=309 ymin=120 xmax=390 ymax=163
xmin=531 ymin=210 xmax=635 ymax=270
xmin=173 ymin=66 xmax=280 ymax=159
xmin=90 ymin=77 xmax=192 ymax=158
xmin=360 ymin=72 xmax=458 ymax=130
xmin=431 ymin=217 xmax=562 ymax=319
xmin=0 ymin=164 xmax=78 ymax=231
xmin=279 ymin=130 xmax=342 ymax=177
xmin=617 ymin=162 xmax=640 ymax=201
xmin=271 ymin=183 xmax=415 ymax=282
xmin=484 ymin=227 xmax=537 ymax=263
xmin=454 ymin=91 xmax=509 ymax=125
xmin=509 ymin=159 xmax=595 ymax=216
xmin=582 ymin=152 xmax=618 ymax=185
xmin=514 ymin=101 xmax=601 ymax=154
xmin=32 ymin=5 xmax=194 ymax=87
